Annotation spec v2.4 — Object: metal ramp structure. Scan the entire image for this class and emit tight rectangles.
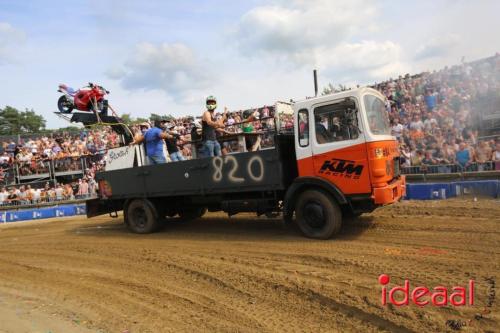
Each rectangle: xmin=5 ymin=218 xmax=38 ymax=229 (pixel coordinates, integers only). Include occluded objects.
xmin=53 ymin=111 xmax=73 ymax=123
xmin=53 ymin=111 xmax=133 ymax=144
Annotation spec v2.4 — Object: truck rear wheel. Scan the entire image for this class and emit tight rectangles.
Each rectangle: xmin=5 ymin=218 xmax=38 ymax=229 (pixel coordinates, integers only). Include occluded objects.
xmin=295 ymin=189 xmax=342 ymax=239
xmin=126 ymin=199 xmax=160 ymax=233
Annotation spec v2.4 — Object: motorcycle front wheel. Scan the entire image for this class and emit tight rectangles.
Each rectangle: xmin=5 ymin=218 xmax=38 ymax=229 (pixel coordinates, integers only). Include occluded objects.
xmin=57 ymin=96 xmax=74 ymax=113
xmin=88 ymin=99 xmax=108 ymax=116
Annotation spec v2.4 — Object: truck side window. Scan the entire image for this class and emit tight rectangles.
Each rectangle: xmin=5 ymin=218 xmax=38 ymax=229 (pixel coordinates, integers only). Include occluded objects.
xmin=314 ymin=102 xmax=359 ymax=144
xmin=298 ymin=109 xmax=309 ymax=147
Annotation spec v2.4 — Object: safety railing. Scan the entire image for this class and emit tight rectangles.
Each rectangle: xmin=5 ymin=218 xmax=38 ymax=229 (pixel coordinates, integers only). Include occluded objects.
xmin=82 ymin=153 xmax=105 ymax=167
xmin=187 ymin=116 xmax=279 ymax=158
xmin=53 ymin=156 xmax=85 ymax=176
xmin=0 ymin=194 xmax=97 ymax=210
xmin=0 ymin=167 xmax=16 ymax=186
xmin=0 ymin=155 xmax=107 ymax=186
xmin=401 ymin=161 xmax=498 ymax=174
xmin=16 ymin=159 xmax=52 ymax=180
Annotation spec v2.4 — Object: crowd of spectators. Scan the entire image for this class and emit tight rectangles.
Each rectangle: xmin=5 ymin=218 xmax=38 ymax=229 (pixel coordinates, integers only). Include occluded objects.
xmin=0 ymin=177 xmax=98 ymax=206
xmin=0 ymin=127 xmax=119 ymax=173
xmin=0 ymin=128 xmax=116 ymax=206
xmin=374 ymin=54 xmax=500 ymax=171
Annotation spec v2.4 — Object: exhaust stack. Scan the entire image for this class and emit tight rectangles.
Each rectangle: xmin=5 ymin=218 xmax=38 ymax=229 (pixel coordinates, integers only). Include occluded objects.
xmin=313 ymin=69 xmax=318 ymax=97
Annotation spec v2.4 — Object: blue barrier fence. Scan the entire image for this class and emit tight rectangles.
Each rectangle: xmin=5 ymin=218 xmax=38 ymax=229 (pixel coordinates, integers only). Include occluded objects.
xmin=405 ymin=180 xmax=500 ymax=200
xmin=0 ymin=203 xmax=86 ymax=223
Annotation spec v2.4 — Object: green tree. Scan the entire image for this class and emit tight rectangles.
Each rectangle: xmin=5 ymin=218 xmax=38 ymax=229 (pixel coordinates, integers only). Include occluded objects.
xmin=120 ymin=113 xmax=133 ymax=125
xmin=56 ymin=126 xmax=82 ymax=133
xmin=321 ymin=83 xmax=351 ymax=95
xmin=134 ymin=117 xmax=149 ymax=124
xmin=21 ymin=109 xmax=46 ymax=133
xmin=149 ymin=113 xmax=163 ymax=122
xmin=0 ymin=106 xmax=22 ymax=134
xmin=164 ymin=114 xmax=175 ymax=121
xmin=0 ymin=106 xmax=46 ymax=135
xmin=149 ymin=113 xmax=177 ymax=122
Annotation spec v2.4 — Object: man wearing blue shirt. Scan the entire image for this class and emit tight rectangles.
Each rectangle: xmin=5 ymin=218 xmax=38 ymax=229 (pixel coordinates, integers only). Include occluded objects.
xmin=455 ymin=142 xmax=472 ymax=169
xmin=132 ymin=119 xmax=171 ymax=164
xmin=425 ymin=89 xmax=437 ymax=111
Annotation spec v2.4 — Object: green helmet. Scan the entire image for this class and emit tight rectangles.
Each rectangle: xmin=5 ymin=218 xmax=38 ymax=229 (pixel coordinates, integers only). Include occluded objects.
xmin=206 ymin=95 xmax=217 ymax=111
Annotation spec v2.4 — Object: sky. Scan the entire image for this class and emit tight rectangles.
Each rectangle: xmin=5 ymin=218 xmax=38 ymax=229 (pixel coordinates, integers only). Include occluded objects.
xmin=0 ymin=0 xmax=499 ymax=128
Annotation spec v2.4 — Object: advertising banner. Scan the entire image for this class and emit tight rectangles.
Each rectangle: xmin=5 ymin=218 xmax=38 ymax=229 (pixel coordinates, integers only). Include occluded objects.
xmin=105 ymin=146 xmax=136 ymax=171
xmin=0 ymin=204 xmax=87 ymax=223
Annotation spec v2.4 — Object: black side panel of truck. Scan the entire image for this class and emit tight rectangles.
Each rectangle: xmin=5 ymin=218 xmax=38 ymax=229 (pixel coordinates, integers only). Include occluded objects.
xmin=96 ymin=134 xmax=297 ymax=200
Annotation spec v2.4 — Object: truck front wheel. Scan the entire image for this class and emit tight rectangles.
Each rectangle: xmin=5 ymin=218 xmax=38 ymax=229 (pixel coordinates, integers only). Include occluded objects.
xmin=126 ymin=199 xmax=160 ymax=233
xmin=295 ymin=189 xmax=342 ymax=239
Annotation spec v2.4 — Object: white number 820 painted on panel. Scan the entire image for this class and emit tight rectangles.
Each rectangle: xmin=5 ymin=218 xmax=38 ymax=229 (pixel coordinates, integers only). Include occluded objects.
xmin=212 ymin=155 xmax=264 ymax=183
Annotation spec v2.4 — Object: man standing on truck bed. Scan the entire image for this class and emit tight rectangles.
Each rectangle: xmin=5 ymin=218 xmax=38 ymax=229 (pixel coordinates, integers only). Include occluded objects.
xmin=132 ymin=119 xmax=172 ymax=164
xmin=165 ymin=123 xmax=185 ymax=162
xmin=202 ymin=95 xmax=224 ymax=157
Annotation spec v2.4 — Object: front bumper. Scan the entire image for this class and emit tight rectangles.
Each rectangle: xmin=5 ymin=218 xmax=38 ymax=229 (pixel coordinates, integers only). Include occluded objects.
xmin=372 ymin=176 xmax=406 ymax=205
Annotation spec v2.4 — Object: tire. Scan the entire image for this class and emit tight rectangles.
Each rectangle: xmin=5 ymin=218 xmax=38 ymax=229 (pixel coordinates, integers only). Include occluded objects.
xmin=100 ymin=99 xmax=109 ymax=115
xmin=342 ymin=210 xmax=362 ymax=224
xmin=57 ymin=96 xmax=73 ymax=113
xmin=91 ymin=99 xmax=107 ymax=113
xmin=125 ymin=199 xmax=160 ymax=234
xmin=295 ymin=189 xmax=342 ymax=239
xmin=178 ymin=207 xmax=206 ymax=221
xmin=344 ymin=210 xmax=362 ymax=218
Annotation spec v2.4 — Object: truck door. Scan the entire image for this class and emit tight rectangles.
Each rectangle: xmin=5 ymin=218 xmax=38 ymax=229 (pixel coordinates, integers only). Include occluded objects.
xmin=295 ymin=108 xmax=314 ymax=176
xmin=310 ymin=98 xmax=371 ymax=195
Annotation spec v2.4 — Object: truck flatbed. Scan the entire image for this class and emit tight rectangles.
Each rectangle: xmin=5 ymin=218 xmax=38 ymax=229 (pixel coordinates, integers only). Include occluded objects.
xmin=88 ymin=134 xmax=297 ymax=218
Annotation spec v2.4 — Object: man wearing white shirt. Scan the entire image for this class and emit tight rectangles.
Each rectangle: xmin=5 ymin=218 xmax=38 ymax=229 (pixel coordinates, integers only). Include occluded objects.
xmin=55 ymin=185 xmax=64 ymax=201
xmin=32 ymin=187 xmax=41 ymax=203
xmin=409 ymin=115 xmax=424 ymax=132
xmin=43 ymin=147 xmax=53 ymax=158
xmin=391 ymin=118 xmax=404 ymax=139
xmin=423 ymin=112 xmax=438 ymax=131
xmin=0 ymin=187 xmax=8 ymax=205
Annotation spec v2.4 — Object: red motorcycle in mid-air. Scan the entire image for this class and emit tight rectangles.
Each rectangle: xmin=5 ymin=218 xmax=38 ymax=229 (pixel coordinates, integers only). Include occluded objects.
xmin=57 ymin=83 xmax=109 ymax=114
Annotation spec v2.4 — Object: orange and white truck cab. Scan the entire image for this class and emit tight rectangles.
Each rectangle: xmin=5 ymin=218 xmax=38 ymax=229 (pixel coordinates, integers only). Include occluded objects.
xmin=291 ymin=87 xmax=406 ymax=208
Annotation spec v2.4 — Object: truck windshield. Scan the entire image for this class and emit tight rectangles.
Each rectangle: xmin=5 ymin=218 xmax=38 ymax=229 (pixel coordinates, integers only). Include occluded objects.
xmin=363 ymin=95 xmax=391 ymax=135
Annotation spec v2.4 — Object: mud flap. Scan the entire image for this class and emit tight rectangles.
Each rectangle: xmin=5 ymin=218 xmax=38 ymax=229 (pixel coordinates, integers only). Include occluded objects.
xmin=86 ymin=198 xmax=122 ymax=218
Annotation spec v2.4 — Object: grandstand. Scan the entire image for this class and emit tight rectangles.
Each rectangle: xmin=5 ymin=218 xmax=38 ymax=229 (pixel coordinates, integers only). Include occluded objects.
xmin=373 ymin=54 xmax=500 ymax=177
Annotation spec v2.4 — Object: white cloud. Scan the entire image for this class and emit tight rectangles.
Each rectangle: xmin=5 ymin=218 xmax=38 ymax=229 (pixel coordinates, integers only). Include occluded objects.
xmin=0 ymin=22 xmax=26 ymax=65
xmin=107 ymin=42 xmax=210 ymax=102
xmin=234 ymin=0 xmax=377 ymax=55
xmin=414 ymin=34 xmax=460 ymax=60
xmin=104 ymin=67 xmax=127 ymax=80
xmin=232 ymin=0 xmax=408 ymax=83
xmin=318 ymin=41 xmax=403 ymax=71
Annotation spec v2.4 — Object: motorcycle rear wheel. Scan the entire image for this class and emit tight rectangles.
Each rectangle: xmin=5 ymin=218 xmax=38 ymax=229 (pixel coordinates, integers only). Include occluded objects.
xmin=57 ymin=96 xmax=73 ymax=113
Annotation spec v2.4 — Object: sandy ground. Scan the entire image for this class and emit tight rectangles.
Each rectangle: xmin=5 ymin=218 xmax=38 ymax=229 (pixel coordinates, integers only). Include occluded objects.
xmin=0 ymin=199 xmax=498 ymax=333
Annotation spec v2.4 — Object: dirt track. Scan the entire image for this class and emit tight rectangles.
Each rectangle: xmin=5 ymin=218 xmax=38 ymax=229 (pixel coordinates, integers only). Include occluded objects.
xmin=0 ymin=199 xmax=498 ymax=333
